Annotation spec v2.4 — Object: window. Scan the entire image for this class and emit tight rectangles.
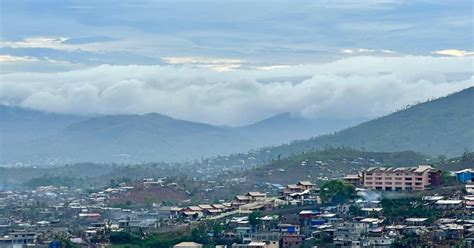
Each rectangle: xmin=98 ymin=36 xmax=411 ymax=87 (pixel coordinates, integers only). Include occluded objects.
xmin=405 ymin=177 xmax=412 ymax=180
xmin=395 ymin=177 xmax=402 ymax=180
xmin=416 ymin=177 xmax=423 ymax=181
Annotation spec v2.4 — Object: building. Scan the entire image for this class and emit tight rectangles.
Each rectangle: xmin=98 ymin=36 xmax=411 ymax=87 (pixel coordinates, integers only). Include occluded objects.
xmin=174 ymin=242 xmax=203 ymax=248
xmin=0 ymin=231 xmax=37 ymax=245
xmin=455 ymin=169 xmax=474 ymax=183
xmin=466 ymin=184 xmax=474 ymax=194
xmin=342 ymin=175 xmax=362 ymax=187
xmin=296 ymin=181 xmax=316 ymax=191
xmin=361 ymin=165 xmax=441 ymax=191
xmin=281 ymin=234 xmax=303 ymax=248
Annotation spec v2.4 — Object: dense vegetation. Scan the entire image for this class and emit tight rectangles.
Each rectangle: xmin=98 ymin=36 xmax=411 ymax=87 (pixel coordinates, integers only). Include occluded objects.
xmin=110 ymin=221 xmax=230 ymax=248
xmin=228 ymin=147 xmax=429 ymax=185
xmin=251 ymin=87 xmax=474 ymax=159
xmin=437 ymin=150 xmax=474 ymax=170
xmin=320 ymin=180 xmax=356 ymax=204
xmin=25 ymin=176 xmax=86 ymax=188
xmin=381 ymin=198 xmax=441 ymax=223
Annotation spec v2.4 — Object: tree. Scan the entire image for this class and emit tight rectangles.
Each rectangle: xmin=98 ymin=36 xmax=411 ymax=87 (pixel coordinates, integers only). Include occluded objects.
xmin=109 ymin=232 xmax=137 ymax=244
xmin=320 ymin=180 xmax=355 ymax=204
xmin=191 ymin=222 xmax=211 ymax=244
xmin=349 ymin=205 xmax=363 ymax=216
xmin=212 ymin=222 xmax=223 ymax=238
xmin=248 ymin=212 xmax=262 ymax=230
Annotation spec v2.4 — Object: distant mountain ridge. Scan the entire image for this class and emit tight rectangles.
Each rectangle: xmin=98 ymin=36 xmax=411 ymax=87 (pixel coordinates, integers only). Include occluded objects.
xmin=0 ymin=106 xmax=351 ymax=165
xmin=1 ymin=87 xmax=472 ymax=165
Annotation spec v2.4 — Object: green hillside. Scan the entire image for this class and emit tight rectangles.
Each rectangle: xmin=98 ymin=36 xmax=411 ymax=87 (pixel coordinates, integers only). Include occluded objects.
xmin=266 ymin=87 xmax=474 ymax=158
xmin=223 ymin=147 xmax=429 ymax=185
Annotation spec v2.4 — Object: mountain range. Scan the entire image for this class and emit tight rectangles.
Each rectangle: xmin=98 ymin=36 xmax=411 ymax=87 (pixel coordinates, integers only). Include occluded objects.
xmin=0 ymin=106 xmax=351 ymax=165
xmin=1 ymin=86 xmax=472 ymax=165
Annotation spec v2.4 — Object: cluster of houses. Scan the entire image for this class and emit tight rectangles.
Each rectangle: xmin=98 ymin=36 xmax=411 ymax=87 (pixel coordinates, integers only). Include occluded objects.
xmin=213 ymin=187 xmax=474 ymax=247
xmin=1 ymin=164 xmax=473 ymax=247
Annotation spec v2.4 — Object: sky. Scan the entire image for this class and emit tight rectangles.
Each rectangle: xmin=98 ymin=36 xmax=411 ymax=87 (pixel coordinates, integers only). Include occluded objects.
xmin=0 ymin=0 xmax=473 ymax=126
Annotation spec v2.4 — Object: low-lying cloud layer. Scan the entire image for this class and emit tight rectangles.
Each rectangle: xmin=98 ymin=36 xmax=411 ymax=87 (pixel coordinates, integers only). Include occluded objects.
xmin=1 ymin=56 xmax=473 ymax=126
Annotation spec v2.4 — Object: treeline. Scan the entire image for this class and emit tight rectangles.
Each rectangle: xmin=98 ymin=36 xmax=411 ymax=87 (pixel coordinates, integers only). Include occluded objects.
xmin=25 ymin=176 xmax=86 ymax=188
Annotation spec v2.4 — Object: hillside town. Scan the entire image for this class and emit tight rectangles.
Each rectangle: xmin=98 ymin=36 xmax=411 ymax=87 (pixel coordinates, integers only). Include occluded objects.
xmin=0 ymin=166 xmax=473 ymax=247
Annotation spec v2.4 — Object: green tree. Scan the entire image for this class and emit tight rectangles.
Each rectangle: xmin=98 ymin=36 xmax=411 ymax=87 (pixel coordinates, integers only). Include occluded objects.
xmin=320 ymin=180 xmax=355 ymax=204
xmin=248 ymin=211 xmax=262 ymax=230
xmin=109 ymin=232 xmax=138 ymax=244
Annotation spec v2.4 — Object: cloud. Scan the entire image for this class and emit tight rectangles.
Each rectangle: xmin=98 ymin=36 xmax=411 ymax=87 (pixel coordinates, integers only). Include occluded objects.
xmin=162 ymin=57 xmax=244 ymax=72
xmin=431 ymin=49 xmax=474 ymax=57
xmin=61 ymin=36 xmax=117 ymax=45
xmin=0 ymin=55 xmax=38 ymax=62
xmin=1 ymin=56 xmax=473 ymax=126
xmin=1 ymin=37 xmax=70 ymax=50
xmin=341 ymin=48 xmax=397 ymax=55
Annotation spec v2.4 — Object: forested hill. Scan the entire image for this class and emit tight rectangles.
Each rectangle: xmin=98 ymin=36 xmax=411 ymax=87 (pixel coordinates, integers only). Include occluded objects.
xmin=255 ymin=86 xmax=474 ymax=160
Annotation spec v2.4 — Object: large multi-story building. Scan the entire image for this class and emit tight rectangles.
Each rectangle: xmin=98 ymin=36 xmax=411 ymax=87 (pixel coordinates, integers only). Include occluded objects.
xmin=361 ymin=165 xmax=441 ymax=191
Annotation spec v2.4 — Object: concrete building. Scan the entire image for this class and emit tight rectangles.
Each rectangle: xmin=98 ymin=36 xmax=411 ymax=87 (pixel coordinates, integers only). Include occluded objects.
xmin=362 ymin=165 xmax=441 ymax=191
xmin=342 ymin=175 xmax=362 ymax=187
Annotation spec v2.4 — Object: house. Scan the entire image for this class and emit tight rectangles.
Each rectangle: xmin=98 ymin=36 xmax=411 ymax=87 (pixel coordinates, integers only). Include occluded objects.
xmin=246 ymin=192 xmax=267 ymax=201
xmin=342 ymin=175 xmax=362 ymax=187
xmin=157 ymin=206 xmax=182 ymax=219
xmin=205 ymin=208 xmax=222 ymax=216
xmin=250 ymin=232 xmax=280 ymax=248
xmin=283 ymin=184 xmax=302 ymax=196
xmin=281 ymin=234 xmax=303 ymax=248
xmin=405 ymin=218 xmax=428 ymax=226
xmin=333 ymin=222 xmax=368 ymax=247
xmin=466 ymin=184 xmax=474 ymax=194
xmin=234 ymin=195 xmax=251 ymax=207
xmin=456 ymin=169 xmax=474 ymax=183
xmin=0 ymin=231 xmax=37 ymax=245
xmin=435 ymin=200 xmax=463 ymax=209
xmin=198 ymin=204 xmax=214 ymax=211
xmin=279 ymin=224 xmax=300 ymax=235
xmin=174 ymin=242 xmax=203 ymax=248
xmin=183 ymin=206 xmax=203 ymax=213
xmin=296 ymin=181 xmax=316 ymax=191
xmin=247 ymin=241 xmax=267 ymax=248
xmin=362 ymin=236 xmax=395 ymax=248
xmin=299 ymin=210 xmax=320 ymax=221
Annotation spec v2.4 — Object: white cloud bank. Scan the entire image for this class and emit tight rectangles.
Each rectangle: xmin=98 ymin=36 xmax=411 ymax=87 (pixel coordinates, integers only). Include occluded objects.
xmin=1 ymin=56 xmax=473 ymax=126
